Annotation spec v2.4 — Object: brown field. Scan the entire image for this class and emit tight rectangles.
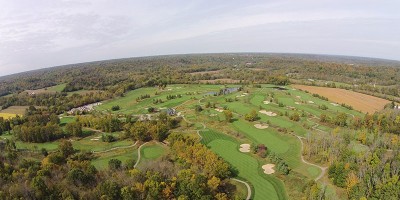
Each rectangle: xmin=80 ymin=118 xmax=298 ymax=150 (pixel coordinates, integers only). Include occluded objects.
xmin=292 ymin=85 xmax=390 ymax=113
xmin=199 ymin=79 xmax=241 ymax=84
xmin=0 ymin=106 xmax=31 ymax=115
xmin=25 ymin=89 xmax=55 ymax=95
xmin=248 ymin=68 xmax=266 ymax=71
xmin=189 ymin=70 xmax=224 ymax=75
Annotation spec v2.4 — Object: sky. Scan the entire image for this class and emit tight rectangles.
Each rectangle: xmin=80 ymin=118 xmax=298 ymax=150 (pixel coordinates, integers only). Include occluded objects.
xmin=0 ymin=0 xmax=400 ymax=76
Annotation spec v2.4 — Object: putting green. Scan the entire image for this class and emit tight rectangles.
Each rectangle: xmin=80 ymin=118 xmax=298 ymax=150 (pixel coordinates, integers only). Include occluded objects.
xmin=142 ymin=144 xmax=166 ymax=159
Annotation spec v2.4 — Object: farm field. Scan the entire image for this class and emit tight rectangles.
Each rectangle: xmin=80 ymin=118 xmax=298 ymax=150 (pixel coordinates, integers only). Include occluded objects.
xmin=292 ymin=84 xmax=390 ymax=113
xmin=0 ymin=113 xmax=17 ymax=119
xmin=0 ymin=106 xmax=32 ymax=119
xmin=0 ymin=106 xmax=30 ymax=115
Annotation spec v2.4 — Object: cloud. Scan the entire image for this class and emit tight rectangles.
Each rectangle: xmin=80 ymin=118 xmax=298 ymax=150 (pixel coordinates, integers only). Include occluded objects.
xmin=0 ymin=0 xmax=399 ymax=76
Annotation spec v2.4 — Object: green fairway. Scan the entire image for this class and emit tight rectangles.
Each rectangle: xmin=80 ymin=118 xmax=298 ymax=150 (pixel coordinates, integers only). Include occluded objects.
xmin=46 ymin=83 xmax=67 ymax=92
xmin=92 ymin=147 xmax=138 ymax=170
xmin=201 ymin=130 xmax=286 ymax=200
xmin=96 ymin=84 xmax=241 ymax=114
xmin=60 ymin=116 xmax=76 ymax=125
xmin=141 ymin=143 xmax=167 ymax=160
xmin=232 ymin=120 xmax=289 ymax=153
xmin=231 ymin=119 xmax=321 ymax=180
xmin=208 ymin=139 xmax=286 ymax=200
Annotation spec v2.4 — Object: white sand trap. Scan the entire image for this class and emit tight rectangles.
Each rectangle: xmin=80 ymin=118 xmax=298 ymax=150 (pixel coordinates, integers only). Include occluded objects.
xmin=239 ymin=144 xmax=250 ymax=152
xmin=292 ymin=89 xmax=297 ymax=91
xmin=90 ymin=138 xmax=99 ymax=141
xmin=296 ymin=96 xmax=301 ymax=98
xmin=263 ymin=101 xmax=270 ymax=104
xmin=236 ymin=95 xmax=242 ymax=98
xmin=294 ymin=102 xmax=301 ymax=105
xmin=215 ymin=108 xmax=224 ymax=112
xmin=167 ymin=89 xmax=172 ymax=91
xmin=241 ymin=95 xmax=246 ymax=97
xmin=210 ymin=114 xmax=217 ymax=117
xmin=242 ymin=93 xmax=248 ymax=95
xmin=330 ymin=103 xmax=339 ymax=106
xmin=287 ymin=106 xmax=295 ymax=110
xmin=308 ymin=101 xmax=314 ymax=104
xmin=262 ymin=164 xmax=275 ymax=174
xmin=259 ymin=110 xmax=277 ymax=116
xmin=254 ymin=124 xmax=269 ymax=129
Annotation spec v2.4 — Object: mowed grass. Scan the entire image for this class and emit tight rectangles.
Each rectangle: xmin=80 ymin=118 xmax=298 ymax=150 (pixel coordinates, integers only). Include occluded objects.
xmin=92 ymin=147 xmax=138 ymax=170
xmin=25 ymin=83 xmax=66 ymax=94
xmin=96 ymin=84 xmax=240 ymax=114
xmin=46 ymin=83 xmax=67 ymax=92
xmin=207 ymin=139 xmax=286 ymax=199
xmin=141 ymin=143 xmax=168 ymax=161
xmin=202 ymin=130 xmax=286 ymax=200
xmin=292 ymin=85 xmax=390 ymax=113
xmin=60 ymin=116 xmax=76 ymax=125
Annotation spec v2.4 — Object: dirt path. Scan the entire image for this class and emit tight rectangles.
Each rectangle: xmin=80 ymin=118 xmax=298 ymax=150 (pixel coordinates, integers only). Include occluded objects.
xmin=92 ymin=141 xmax=138 ymax=153
xmin=231 ymin=178 xmax=252 ymax=200
xmin=134 ymin=142 xmax=148 ymax=168
xmin=181 ymin=115 xmax=206 ymax=141
xmin=296 ymin=135 xmax=327 ymax=181
xmin=306 ymin=117 xmax=328 ymax=134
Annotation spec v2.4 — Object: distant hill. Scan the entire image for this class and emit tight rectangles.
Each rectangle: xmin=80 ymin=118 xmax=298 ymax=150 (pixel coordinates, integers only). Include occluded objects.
xmin=1 ymin=53 xmax=400 ymax=98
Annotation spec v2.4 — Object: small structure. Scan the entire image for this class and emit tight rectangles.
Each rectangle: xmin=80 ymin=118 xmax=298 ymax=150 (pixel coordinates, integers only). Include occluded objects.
xmin=67 ymin=102 xmax=102 ymax=114
xmin=166 ymin=108 xmax=176 ymax=116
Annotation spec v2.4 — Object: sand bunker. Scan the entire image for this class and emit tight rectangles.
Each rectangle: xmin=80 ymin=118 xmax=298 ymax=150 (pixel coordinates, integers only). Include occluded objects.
xmin=210 ymin=114 xmax=217 ymax=117
xmin=294 ymin=102 xmax=301 ymax=105
xmin=287 ymin=106 xmax=296 ymax=110
xmin=90 ymin=136 xmax=101 ymax=141
xmin=239 ymin=144 xmax=250 ymax=153
xmin=259 ymin=110 xmax=277 ymax=116
xmin=296 ymin=96 xmax=301 ymax=99
xmin=215 ymin=108 xmax=224 ymax=112
xmin=242 ymin=93 xmax=248 ymax=95
xmin=308 ymin=101 xmax=314 ymax=104
xmin=330 ymin=103 xmax=339 ymax=106
xmin=254 ymin=124 xmax=269 ymax=129
xmin=262 ymin=164 xmax=275 ymax=174
xmin=263 ymin=101 xmax=270 ymax=104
